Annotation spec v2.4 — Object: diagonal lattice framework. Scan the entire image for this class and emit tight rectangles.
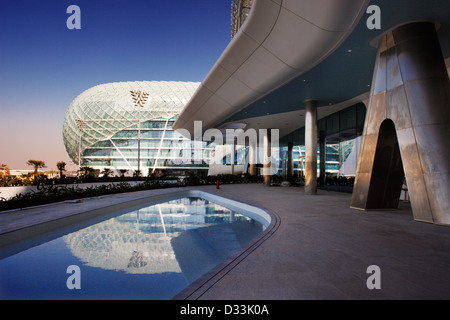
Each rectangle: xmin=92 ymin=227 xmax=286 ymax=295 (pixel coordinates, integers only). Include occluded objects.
xmin=62 ymin=81 xmax=200 ymax=163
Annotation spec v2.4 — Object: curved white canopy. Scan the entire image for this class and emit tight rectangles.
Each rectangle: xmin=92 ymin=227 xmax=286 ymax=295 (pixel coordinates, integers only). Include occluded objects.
xmin=173 ymin=0 xmax=370 ymax=135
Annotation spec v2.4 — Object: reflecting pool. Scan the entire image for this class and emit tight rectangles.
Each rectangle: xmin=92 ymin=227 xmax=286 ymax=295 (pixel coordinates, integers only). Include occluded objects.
xmin=0 ymin=196 xmax=265 ymax=300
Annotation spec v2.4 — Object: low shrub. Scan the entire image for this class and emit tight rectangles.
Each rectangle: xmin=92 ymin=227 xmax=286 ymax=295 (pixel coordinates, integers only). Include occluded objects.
xmin=0 ymin=180 xmax=183 ymax=212
xmin=183 ymin=173 xmax=263 ymax=186
xmin=0 ymin=173 xmax=262 ymax=212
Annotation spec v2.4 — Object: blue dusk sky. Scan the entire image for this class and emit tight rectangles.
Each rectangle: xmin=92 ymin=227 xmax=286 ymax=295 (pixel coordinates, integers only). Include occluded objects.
xmin=0 ymin=0 xmax=231 ymax=170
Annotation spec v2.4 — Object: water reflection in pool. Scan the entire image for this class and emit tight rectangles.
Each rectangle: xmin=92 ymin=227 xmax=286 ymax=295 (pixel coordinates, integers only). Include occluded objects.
xmin=0 ymin=197 xmax=264 ymax=299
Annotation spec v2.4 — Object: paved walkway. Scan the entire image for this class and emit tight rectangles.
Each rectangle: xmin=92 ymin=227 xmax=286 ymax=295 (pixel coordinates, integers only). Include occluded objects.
xmin=1 ymin=183 xmax=449 ymax=299
xmin=178 ymin=184 xmax=450 ymax=300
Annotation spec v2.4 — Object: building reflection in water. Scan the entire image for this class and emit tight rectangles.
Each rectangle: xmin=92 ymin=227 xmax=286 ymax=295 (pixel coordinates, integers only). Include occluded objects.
xmin=64 ymin=197 xmax=264 ymax=281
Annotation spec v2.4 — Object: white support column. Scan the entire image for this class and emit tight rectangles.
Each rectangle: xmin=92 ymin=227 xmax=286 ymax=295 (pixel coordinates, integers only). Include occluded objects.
xmin=109 ymin=138 xmax=134 ymax=170
xmin=304 ymin=99 xmax=318 ymax=195
xmin=231 ymin=142 xmax=235 ymax=175
xmin=249 ymin=139 xmax=256 ymax=176
xmin=263 ymin=129 xmax=272 ymax=186
xmin=152 ymin=118 xmax=170 ymax=174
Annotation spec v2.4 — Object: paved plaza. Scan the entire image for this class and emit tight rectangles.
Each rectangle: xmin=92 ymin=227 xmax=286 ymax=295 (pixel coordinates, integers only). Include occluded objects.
xmin=1 ymin=184 xmax=449 ymax=300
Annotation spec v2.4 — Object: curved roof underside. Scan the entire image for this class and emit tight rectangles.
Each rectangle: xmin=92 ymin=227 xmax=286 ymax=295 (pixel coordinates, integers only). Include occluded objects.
xmin=173 ymin=0 xmax=450 ymax=139
xmin=173 ymin=0 xmax=370 ymax=135
xmin=63 ymin=81 xmax=200 ymax=162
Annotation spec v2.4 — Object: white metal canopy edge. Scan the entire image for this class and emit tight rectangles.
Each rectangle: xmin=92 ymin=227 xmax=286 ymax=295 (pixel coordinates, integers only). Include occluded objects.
xmin=173 ymin=0 xmax=370 ymax=136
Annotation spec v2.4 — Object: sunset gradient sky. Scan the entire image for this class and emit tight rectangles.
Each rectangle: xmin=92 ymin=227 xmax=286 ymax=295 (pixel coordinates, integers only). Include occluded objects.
xmin=0 ymin=0 xmax=231 ymax=171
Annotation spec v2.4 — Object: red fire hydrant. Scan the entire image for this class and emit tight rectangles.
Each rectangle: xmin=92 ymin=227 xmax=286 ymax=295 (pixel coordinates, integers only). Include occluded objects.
xmin=216 ymin=180 xmax=220 ymax=189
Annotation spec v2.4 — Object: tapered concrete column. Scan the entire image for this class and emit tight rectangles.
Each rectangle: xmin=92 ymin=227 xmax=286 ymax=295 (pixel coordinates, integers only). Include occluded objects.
xmin=304 ymin=100 xmax=318 ymax=195
xmin=319 ymin=133 xmax=326 ymax=187
xmin=231 ymin=142 xmax=235 ymax=175
xmin=249 ymin=139 xmax=256 ymax=176
xmin=351 ymin=21 xmax=450 ymax=225
xmin=287 ymin=142 xmax=294 ymax=178
xmin=263 ymin=129 xmax=272 ymax=186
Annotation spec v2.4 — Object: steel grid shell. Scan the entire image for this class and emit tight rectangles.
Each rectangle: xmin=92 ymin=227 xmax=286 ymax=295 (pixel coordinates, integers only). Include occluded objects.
xmin=62 ymin=81 xmax=201 ymax=166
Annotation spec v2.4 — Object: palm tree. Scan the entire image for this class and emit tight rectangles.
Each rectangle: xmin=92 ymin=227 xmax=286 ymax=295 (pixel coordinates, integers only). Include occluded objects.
xmin=56 ymin=161 xmax=67 ymax=178
xmin=79 ymin=166 xmax=95 ymax=178
xmin=0 ymin=163 xmax=9 ymax=177
xmin=26 ymin=159 xmax=46 ymax=178
xmin=101 ymin=168 xmax=112 ymax=178
xmin=0 ymin=164 xmax=9 ymax=182
xmin=119 ymin=169 xmax=128 ymax=178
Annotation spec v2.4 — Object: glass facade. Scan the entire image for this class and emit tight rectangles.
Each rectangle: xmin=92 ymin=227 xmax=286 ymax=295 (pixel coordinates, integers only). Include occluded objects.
xmin=222 ymin=146 xmax=248 ymax=166
xmin=62 ymin=81 xmax=212 ymax=175
xmin=318 ymin=103 xmax=366 ymax=177
xmin=279 ymin=103 xmax=366 ymax=178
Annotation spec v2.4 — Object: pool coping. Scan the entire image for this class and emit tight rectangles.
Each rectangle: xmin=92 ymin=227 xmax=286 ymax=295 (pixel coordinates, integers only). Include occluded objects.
xmin=0 ymin=187 xmax=280 ymax=300
xmin=171 ymin=198 xmax=280 ymax=300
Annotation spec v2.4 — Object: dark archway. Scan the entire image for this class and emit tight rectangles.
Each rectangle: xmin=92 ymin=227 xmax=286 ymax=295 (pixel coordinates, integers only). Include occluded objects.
xmin=365 ymin=119 xmax=404 ymax=209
